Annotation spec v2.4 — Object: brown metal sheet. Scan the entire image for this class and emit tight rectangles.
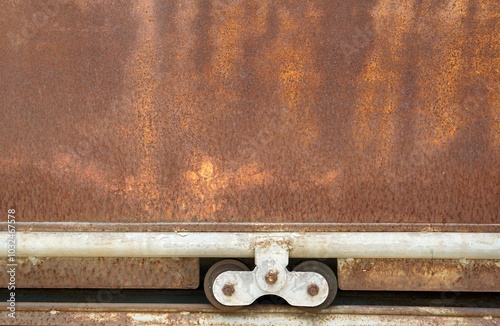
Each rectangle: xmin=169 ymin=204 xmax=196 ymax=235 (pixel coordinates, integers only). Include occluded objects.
xmin=338 ymin=258 xmax=500 ymax=292
xmin=0 ymin=257 xmax=199 ymax=289
xmin=1 ymin=1 xmax=499 ymax=229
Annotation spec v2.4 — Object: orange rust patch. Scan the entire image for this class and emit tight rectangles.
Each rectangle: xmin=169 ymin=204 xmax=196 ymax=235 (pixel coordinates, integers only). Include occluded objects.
xmin=354 ymin=0 xmax=415 ymax=164
xmin=209 ymin=0 xmax=244 ymax=104
xmin=270 ymin=4 xmax=322 ymax=147
xmin=129 ymin=0 xmax=161 ymax=215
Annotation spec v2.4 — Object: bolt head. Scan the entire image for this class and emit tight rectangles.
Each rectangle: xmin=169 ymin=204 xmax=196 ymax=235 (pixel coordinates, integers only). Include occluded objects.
xmin=222 ymin=283 xmax=235 ymax=296
xmin=265 ymin=269 xmax=279 ymax=285
xmin=307 ymin=283 xmax=319 ymax=296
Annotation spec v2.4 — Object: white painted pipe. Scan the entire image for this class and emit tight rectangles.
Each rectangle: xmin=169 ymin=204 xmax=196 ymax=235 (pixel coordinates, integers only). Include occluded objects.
xmin=1 ymin=232 xmax=499 ymax=259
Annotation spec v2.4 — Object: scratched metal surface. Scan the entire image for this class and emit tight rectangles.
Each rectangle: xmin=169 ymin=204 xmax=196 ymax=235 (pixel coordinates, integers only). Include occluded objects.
xmin=1 ymin=0 xmax=499 ymax=227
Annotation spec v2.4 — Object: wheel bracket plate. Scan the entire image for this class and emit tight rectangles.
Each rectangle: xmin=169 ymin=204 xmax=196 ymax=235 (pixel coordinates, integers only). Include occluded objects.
xmin=211 ymin=241 xmax=330 ymax=307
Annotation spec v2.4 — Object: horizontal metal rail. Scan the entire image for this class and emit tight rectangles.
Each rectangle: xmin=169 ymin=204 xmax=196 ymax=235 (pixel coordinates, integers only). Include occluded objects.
xmin=3 ymin=303 xmax=499 ymax=325
xmin=1 ymin=232 xmax=499 ymax=259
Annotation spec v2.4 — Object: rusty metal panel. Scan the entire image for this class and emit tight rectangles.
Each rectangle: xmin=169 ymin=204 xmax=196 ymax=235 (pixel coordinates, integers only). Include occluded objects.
xmin=0 ymin=257 xmax=199 ymax=289
xmin=1 ymin=0 xmax=499 ymax=228
xmin=338 ymin=258 xmax=500 ymax=292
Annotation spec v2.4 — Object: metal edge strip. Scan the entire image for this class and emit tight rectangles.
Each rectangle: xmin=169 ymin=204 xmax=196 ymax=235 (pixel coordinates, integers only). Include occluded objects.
xmin=2 ymin=222 xmax=499 ymax=232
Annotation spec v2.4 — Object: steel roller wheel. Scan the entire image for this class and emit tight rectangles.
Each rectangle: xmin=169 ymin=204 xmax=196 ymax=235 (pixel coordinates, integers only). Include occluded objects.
xmin=293 ymin=260 xmax=337 ymax=311
xmin=204 ymin=259 xmax=250 ymax=310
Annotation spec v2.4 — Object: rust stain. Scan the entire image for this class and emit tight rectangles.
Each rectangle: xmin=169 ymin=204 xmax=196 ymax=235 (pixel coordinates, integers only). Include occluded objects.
xmin=464 ymin=1 xmax=500 ymax=147
xmin=354 ymin=0 xmax=413 ymax=164
xmin=129 ymin=0 xmax=160 ymax=215
xmin=171 ymin=0 xmax=198 ymax=134
xmin=233 ymin=164 xmax=274 ymax=189
xmin=418 ymin=0 xmax=467 ymax=149
xmin=313 ymin=170 xmax=339 ymax=187
xmin=184 ymin=157 xmax=225 ymax=216
xmin=246 ymin=0 xmax=270 ymax=38
xmin=210 ymin=0 xmax=244 ymax=84
xmin=272 ymin=3 xmax=321 ymax=147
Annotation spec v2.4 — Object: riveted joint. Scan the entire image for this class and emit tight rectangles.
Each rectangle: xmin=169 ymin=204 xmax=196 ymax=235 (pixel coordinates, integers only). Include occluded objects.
xmin=307 ymin=283 xmax=319 ymax=296
xmin=265 ymin=269 xmax=279 ymax=285
xmin=222 ymin=283 xmax=235 ymax=296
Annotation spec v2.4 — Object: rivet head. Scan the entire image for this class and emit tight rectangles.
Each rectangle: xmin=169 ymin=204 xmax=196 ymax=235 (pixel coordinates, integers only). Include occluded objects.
xmin=222 ymin=283 xmax=235 ymax=296
xmin=307 ymin=284 xmax=319 ymax=296
xmin=265 ymin=269 xmax=279 ymax=285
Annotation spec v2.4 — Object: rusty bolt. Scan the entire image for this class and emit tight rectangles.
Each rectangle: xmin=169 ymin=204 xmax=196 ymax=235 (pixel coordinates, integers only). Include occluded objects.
xmin=222 ymin=283 xmax=235 ymax=296
xmin=307 ymin=283 xmax=319 ymax=296
xmin=265 ymin=269 xmax=279 ymax=285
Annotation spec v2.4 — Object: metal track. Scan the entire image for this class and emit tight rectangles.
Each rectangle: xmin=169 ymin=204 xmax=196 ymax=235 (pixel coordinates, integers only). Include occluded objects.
xmin=2 ymin=302 xmax=498 ymax=325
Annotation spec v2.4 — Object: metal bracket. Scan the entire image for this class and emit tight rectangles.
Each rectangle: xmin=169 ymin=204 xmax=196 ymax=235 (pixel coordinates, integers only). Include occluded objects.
xmin=212 ymin=240 xmax=329 ymax=307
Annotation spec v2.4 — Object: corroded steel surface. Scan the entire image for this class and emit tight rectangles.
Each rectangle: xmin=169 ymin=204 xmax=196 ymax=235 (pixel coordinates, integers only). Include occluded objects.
xmin=2 ymin=303 xmax=499 ymax=326
xmin=1 ymin=0 xmax=499 ymax=227
xmin=338 ymin=258 xmax=500 ymax=292
xmin=0 ymin=257 xmax=199 ymax=289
